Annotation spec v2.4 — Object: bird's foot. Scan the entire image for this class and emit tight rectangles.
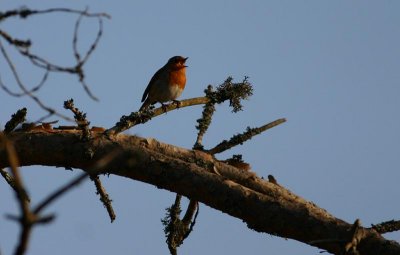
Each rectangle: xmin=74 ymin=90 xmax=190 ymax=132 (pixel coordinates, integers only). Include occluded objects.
xmin=161 ymin=103 xmax=168 ymax=112
xmin=173 ymin=100 xmax=181 ymax=109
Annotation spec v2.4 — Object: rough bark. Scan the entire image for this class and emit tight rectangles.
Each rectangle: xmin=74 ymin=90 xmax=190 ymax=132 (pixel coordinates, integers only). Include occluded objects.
xmin=1 ymin=130 xmax=399 ymax=255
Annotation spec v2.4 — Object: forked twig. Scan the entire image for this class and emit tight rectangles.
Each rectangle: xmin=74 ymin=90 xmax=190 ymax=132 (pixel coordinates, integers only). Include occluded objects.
xmin=0 ymin=7 xmax=109 ymax=119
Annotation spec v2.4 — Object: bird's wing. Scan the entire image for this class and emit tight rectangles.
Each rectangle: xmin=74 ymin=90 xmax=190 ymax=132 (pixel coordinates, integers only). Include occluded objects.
xmin=141 ymin=67 xmax=164 ymax=102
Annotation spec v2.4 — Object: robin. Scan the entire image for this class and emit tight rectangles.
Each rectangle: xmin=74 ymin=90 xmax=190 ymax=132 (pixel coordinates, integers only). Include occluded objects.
xmin=139 ymin=56 xmax=188 ymax=111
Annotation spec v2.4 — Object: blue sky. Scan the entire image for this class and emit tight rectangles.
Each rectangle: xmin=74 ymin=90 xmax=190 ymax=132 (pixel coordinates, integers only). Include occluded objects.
xmin=1 ymin=1 xmax=399 ymax=254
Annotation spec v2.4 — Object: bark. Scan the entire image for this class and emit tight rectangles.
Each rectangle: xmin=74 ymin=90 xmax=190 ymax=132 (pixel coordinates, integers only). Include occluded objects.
xmin=1 ymin=130 xmax=399 ymax=255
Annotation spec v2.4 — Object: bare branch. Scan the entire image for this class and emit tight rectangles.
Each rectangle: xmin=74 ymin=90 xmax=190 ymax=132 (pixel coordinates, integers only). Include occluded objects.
xmin=0 ymin=70 xmax=49 ymax=97
xmin=345 ymin=219 xmax=368 ymax=254
xmin=371 ymin=220 xmax=400 ymax=234
xmin=0 ymin=133 xmax=33 ymax=255
xmin=106 ymin=97 xmax=209 ymax=136
xmin=193 ymin=85 xmax=216 ymax=150
xmin=90 ymin=175 xmax=116 ymax=223
xmin=63 ymin=99 xmax=91 ymax=140
xmin=0 ymin=7 xmax=109 ymax=120
xmin=0 ymin=30 xmax=30 ymax=48
xmin=208 ymin=118 xmax=286 ymax=155
xmin=33 ymin=149 xmax=120 ymax=215
xmin=32 ymin=172 xmax=89 ymax=214
xmin=0 ymin=41 xmax=70 ymax=120
xmin=4 ymin=108 xmax=27 ymax=133
xmin=2 ymin=131 xmax=399 ymax=255
xmin=0 ymin=7 xmax=110 ymax=22
xmin=0 ymin=168 xmax=30 ymax=202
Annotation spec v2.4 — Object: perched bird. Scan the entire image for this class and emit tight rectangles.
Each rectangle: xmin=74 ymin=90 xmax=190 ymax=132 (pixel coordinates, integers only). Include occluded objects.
xmin=139 ymin=56 xmax=188 ymax=111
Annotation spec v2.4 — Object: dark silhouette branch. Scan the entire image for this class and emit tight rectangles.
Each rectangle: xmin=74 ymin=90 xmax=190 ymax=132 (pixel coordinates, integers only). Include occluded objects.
xmin=0 ymin=7 xmax=109 ymax=120
xmin=4 ymin=108 xmax=27 ymax=134
xmin=0 ymin=41 xmax=68 ymax=120
xmin=0 ymin=7 xmax=110 ymax=22
xmin=32 ymin=172 xmax=89 ymax=215
xmin=0 ymin=133 xmax=33 ymax=255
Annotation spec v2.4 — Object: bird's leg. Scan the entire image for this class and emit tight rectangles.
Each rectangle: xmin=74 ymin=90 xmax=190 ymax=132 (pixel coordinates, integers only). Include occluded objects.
xmin=161 ymin=103 xmax=168 ymax=112
xmin=173 ymin=100 xmax=181 ymax=109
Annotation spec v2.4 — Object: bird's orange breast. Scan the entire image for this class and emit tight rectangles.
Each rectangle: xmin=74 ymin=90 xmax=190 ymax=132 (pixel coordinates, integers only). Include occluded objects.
xmin=169 ymin=68 xmax=186 ymax=90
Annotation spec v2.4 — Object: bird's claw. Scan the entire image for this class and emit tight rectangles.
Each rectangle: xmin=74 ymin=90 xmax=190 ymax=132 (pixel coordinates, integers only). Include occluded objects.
xmin=161 ymin=103 xmax=168 ymax=112
xmin=173 ymin=100 xmax=181 ymax=109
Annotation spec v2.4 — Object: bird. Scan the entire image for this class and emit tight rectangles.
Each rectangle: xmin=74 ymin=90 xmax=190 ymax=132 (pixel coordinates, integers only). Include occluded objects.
xmin=139 ymin=56 xmax=188 ymax=112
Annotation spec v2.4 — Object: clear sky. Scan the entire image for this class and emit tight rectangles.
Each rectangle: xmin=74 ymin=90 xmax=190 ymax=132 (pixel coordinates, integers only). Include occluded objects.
xmin=1 ymin=1 xmax=399 ymax=254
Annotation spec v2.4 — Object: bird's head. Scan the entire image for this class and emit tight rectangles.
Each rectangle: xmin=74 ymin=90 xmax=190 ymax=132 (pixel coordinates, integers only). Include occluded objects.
xmin=167 ymin=56 xmax=188 ymax=69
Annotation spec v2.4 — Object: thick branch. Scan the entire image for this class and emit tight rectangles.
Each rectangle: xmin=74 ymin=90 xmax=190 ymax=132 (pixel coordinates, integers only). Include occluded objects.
xmin=1 ymin=130 xmax=399 ymax=255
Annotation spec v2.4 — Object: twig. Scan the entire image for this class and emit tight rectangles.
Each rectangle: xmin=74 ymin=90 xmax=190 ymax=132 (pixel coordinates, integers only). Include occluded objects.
xmin=71 ymin=8 xmax=104 ymax=101
xmin=267 ymin=174 xmax=280 ymax=186
xmin=32 ymin=172 xmax=89 ymax=214
xmin=63 ymin=99 xmax=91 ymax=140
xmin=0 ymin=7 xmax=110 ymax=22
xmin=0 ymin=133 xmax=33 ymax=255
xmin=0 ymin=41 xmax=71 ymax=120
xmin=162 ymin=195 xmax=200 ymax=255
xmin=64 ymin=98 xmax=116 ymax=221
xmin=222 ymin=154 xmax=251 ymax=171
xmin=0 ymin=70 xmax=49 ymax=97
xmin=207 ymin=118 xmax=286 ymax=155
xmin=181 ymin=200 xmax=199 ymax=239
xmin=4 ymin=108 xmax=27 ymax=133
xmin=90 ymin=175 xmax=116 ymax=223
xmin=32 ymin=149 xmax=120 ymax=215
xmin=0 ymin=7 xmax=109 ymax=118
xmin=371 ymin=220 xmax=400 ymax=234
xmin=193 ymin=85 xmax=216 ymax=150
xmin=0 ymin=30 xmax=30 ymax=47
xmin=344 ymin=219 xmax=367 ymax=254
xmin=0 ymin=168 xmax=30 ymax=202
xmin=106 ymin=97 xmax=209 ymax=136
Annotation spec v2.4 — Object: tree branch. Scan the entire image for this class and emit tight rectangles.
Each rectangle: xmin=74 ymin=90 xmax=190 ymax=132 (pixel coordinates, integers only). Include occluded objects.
xmin=371 ymin=220 xmax=400 ymax=234
xmin=1 ymin=130 xmax=399 ymax=255
xmin=106 ymin=97 xmax=209 ymax=136
xmin=207 ymin=118 xmax=286 ymax=154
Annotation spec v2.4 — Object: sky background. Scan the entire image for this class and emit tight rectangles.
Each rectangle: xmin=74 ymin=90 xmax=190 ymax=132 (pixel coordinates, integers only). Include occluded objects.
xmin=1 ymin=1 xmax=399 ymax=254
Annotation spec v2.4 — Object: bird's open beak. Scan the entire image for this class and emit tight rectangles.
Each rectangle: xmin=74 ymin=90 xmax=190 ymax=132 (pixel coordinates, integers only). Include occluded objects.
xmin=183 ymin=57 xmax=188 ymax=67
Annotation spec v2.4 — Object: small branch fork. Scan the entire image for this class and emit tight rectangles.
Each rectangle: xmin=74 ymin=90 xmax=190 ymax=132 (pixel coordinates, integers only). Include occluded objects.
xmin=63 ymin=99 xmax=91 ymax=141
xmin=160 ymin=77 xmax=284 ymax=254
xmin=0 ymin=7 xmax=110 ymax=120
xmin=162 ymin=195 xmax=199 ymax=255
